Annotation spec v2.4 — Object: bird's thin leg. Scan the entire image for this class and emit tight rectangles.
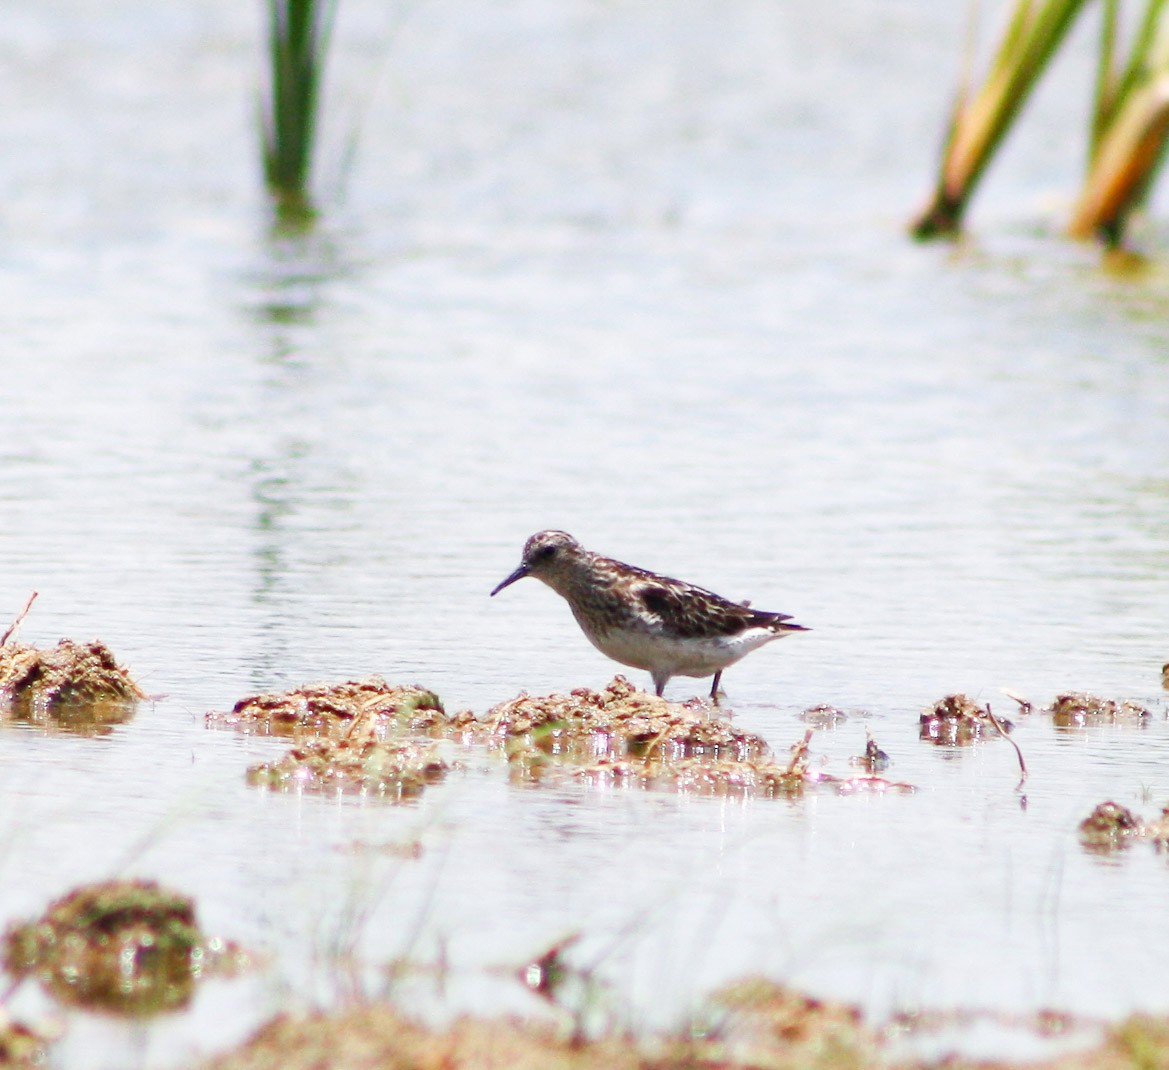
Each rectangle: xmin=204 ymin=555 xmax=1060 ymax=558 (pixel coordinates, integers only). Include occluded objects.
xmin=709 ymin=671 xmax=723 ymax=703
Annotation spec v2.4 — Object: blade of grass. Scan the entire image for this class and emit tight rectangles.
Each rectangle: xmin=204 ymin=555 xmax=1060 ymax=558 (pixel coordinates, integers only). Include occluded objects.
xmin=1091 ymin=0 xmax=1120 ymax=158
xmin=1095 ymin=0 xmax=1169 ymax=142
xmin=1072 ymin=1 xmax=1169 ymax=243
xmin=1070 ymin=71 xmax=1169 ymax=241
xmin=261 ymin=0 xmax=338 ymax=224
xmin=913 ymin=0 xmax=1091 ymax=238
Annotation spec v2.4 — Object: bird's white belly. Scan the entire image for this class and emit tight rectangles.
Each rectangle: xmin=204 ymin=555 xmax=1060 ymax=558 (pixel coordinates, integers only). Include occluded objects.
xmin=585 ymin=625 xmax=780 ymax=679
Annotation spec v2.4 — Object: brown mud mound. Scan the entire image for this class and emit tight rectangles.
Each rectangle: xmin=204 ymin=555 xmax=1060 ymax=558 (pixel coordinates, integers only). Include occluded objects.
xmin=704 ymin=977 xmax=880 ymax=1066
xmin=201 ymin=1004 xmax=646 ymax=1070
xmin=0 ymin=1012 xmax=53 ymax=1069
xmin=247 ymin=738 xmax=450 ymax=800
xmin=568 ymin=729 xmax=911 ymax=798
xmin=571 ymin=750 xmax=812 ymax=798
xmin=799 ymin=703 xmax=849 ymax=726
xmin=1048 ymin=693 xmax=1152 ymax=729
xmin=920 ymin=693 xmax=1011 ymax=746
xmin=1 ymin=879 xmax=240 ymax=1015
xmin=1079 ymin=801 xmax=1169 ymax=853
xmin=206 ymin=677 xmax=448 ymax=738
xmin=0 ymin=639 xmax=144 ymax=734
xmin=482 ymin=675 xmax=769 ymax=762
xmin=479 ymin=679 xmax=912 ymax=798
xmin=199 ymin=980 xmax=878 ymax=1070
xmin=214 ymin=678 xmax=458 ymax=801
xmin=195 ymin=983 xmax=1166 ymax=1070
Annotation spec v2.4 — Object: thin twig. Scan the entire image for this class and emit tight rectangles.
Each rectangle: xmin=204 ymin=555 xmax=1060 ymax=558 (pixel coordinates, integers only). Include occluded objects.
xmin=985 ymin=702 xmax=1027 ymax=785
xmin=1001 ymin=687 xmax=1033 ymax=715
xmin=0 ymin=591 xmax=38 ymax=647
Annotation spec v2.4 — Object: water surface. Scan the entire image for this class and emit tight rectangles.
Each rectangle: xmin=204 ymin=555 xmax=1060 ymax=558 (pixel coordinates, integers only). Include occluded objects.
xmin=1 ymin=2 xmax=1167 ymax=1066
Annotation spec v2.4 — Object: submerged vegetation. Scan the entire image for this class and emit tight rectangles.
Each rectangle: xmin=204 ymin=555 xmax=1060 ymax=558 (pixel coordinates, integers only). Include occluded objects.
xmin=210 ymin=674 xmax=914 ymax=800
xmin=247 ymin=737 xmax=451 ymax=798
xmin=1 ymin=880 xmax=242 ymax=1016
xmin=210 ymin=676 xmax=459 ymax=799
xmin=915 ymin=0 xmax=1169 ymax=247
xmin=1079 ymin=799 xmax=1169 ymax=850
xmin=479 ymin=677 xmax=913 ymax=796
xmin=261 ymin=0 xmax=336 ymax=226
xmin=206 ymin=677 xmax=448 ymax=738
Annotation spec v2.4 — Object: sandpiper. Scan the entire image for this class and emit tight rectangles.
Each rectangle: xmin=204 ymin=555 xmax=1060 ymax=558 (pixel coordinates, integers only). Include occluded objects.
xmin=490 ymin=530 xmax=808 ymax=700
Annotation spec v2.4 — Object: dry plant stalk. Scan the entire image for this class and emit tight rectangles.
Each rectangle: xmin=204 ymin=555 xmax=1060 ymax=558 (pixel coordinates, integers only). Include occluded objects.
xmin=984 ymin=703 xmax=1028 ymax=787
xmin=0 ymin=592 xmax=38 ymax=647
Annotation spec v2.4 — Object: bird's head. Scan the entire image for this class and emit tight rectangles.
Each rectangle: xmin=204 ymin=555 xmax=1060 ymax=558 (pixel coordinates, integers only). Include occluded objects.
xmin=490 ymin=530 xmax=585 ymax=596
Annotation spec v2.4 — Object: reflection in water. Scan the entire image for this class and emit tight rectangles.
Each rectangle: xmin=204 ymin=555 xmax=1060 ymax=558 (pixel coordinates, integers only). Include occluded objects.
xmin=241 ymin=221 xmax=356 ymax=684
xmin=247 ymin=445 xmax=305 ymax=686
xmin=0 ymin=879 xmax=239 ymax=1017
xmin=1 ymin=696 xmax=137 ymax=738
xmin=245 ymin=223 xmax=355 ymax=329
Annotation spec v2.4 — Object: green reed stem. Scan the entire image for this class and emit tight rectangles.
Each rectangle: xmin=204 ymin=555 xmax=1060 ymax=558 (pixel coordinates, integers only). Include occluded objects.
xmin=912 ymin=0 xmax=1091 ymax=238
xmin=261 ymin=0 xmax=337 ymax=224
xmin=1092 ymin=0 xmax=1121 ymax=158
xmin=1072 ymin=1 xmax=1169 ymax=243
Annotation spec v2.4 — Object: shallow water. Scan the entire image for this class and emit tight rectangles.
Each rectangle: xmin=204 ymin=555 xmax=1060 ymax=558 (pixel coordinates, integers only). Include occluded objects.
xmin=1 ymin=1 xmax=1168 ymax=1066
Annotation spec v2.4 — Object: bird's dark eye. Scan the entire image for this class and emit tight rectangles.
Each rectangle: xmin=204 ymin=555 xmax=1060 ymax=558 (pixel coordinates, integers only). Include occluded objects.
xmin=539 ymin=545 xmax=557 ymax=560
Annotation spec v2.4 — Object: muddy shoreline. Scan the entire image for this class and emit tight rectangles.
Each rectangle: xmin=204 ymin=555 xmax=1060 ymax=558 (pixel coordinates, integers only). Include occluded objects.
xmin=2 ymin=620 xmax=1167 ymax=1069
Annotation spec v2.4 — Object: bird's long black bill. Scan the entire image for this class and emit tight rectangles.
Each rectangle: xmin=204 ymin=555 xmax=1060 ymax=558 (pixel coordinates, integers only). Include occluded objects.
xmin=490 ymin=564 xmax=529 ymax=596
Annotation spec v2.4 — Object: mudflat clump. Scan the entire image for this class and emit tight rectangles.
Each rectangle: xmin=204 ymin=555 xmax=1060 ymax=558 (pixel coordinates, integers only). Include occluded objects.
xmin=1079 ymin=801 xmax=1169 ymax=853
xmin=0 ymin=639 xmax=144 ymax=734
xmin=196 ymin=979 xmax=1168 ymax=1070
xmin=919 ymin=693 xmax=1011 ymax=746
xmin=0 ymin=1013 xmax=53 ymax=1069
xmin=1048 ymin=693 xmax=1153 ymax=729
xmin=206 ymin=677 xmax=449 ymax=738
xmin=1107 ymin=1014 xmax=1169 ymax=1068
xmin=198 ymin=1004 xmax=648 ymax=1070
xmin=482 ymin=675 xmax=770 ymax=762
xmin=1 ymin=879 xmax=238 ymax=1015
xmin=480 ymin=679 xmax=912 ymax=798
xmin=572 ymin=750 xmax=811 ymax=798
xmin=214 ymin=678 xmax=460 ymax=801
xmin=196 ymin=981 xmax=880 ymax=1070
xmin=247 ymin=738 xmax=450 ymax=800
xmin=799 ymin=703 xmax=849 ymax=726
xmin=1079 ymin=801 xmax=1142 ymax=849
xmin=702 ymin=977 xmax=881 ymax=1067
